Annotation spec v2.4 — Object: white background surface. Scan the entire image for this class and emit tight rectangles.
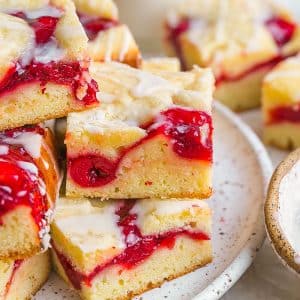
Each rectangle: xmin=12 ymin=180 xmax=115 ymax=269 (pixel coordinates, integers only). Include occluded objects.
xmin=114 ymin=1 xmax=300 ymax=299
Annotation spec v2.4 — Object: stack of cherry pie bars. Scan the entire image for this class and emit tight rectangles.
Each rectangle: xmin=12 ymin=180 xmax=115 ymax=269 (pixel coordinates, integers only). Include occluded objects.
xmin=0 ymin=0 xmax=213 ymax=299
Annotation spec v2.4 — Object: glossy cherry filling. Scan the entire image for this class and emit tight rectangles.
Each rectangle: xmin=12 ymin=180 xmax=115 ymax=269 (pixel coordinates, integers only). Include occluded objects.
xmin=78 ymin=14 xmax=119 ymax=40
xmin=265 ymin=17 xmax=297 ymax=47
xmin=0 ymin=61 xmax=99 ymax=105
xmin=68 ymin=107 xmax=213 ymax=188
xmin=215 ymin=55 xmax=285 ymax=86
xmin=268 ymin=104 xmax=300 ymax=124
xmin=4 ymin=260 xmax=23 ymax=297
xmin=53 ymin=202 xmax=210 ymax=290
xmin=0 ymin=127 xmax=48 ymax=229
xmin=0 ymin=9 xmax=98 ymax=105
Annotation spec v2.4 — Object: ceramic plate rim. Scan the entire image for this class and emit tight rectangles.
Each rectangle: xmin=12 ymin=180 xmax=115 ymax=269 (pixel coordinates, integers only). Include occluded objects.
xmin=192 ymin=102 xmax=273 ymax=300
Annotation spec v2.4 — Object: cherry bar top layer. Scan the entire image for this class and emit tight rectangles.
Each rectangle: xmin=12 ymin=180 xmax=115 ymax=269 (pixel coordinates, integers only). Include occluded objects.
xmin=268 ymin=104 xmax=300 ymax=124
xmin=68 ymin=107 xmax=213 ymax=188
xmin=0 ymin=6 xmax=98 ymax=106
xmin=0 ymin=126 xmax=48 ymax=230
xmin=53 ymin=201 xmax=210 ymax=290
xmin=78 ymin=13 xmax=119 ymax=40
xmin=166 ymin=16 xmax=297 ymax=81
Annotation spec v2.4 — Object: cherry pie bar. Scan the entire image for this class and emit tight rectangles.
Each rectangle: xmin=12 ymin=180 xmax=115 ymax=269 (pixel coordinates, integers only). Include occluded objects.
xmin=66 ymin=62 xmax=214 ymax=199
xmin=0 ymin=0 xmax=99 ymax=131
xmin=51 ymin=197 xmax=212 ymax=300
xmin=165 ymin=0 xmax=300 ymax=111
xmin=74 ymin=0 xmax=141 ymax=67
xmin=263 ymin=56 xmax=300 ymax=149
xmin=0 ymin=252 xmax=50 ymax=300
xmin=0 ymin=125 xmax=60 ymax=260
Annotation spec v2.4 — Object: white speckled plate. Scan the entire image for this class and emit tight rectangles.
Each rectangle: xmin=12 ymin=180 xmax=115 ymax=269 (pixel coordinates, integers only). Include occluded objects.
xmin=34 ymin=102 xmax=272 ymax=300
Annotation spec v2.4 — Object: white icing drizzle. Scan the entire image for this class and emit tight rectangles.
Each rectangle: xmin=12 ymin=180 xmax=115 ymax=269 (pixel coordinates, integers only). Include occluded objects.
xmin=34 ymin=40 xmax=65 ymax=64
xmin=39 ymin=227 xmax=51 ymax=251
xmin=0 ymin=145 xmax=9 ymax=155
xmin=19 ymin=37 xmax=65 ymax=67
xmin=19 ymin=26 xmax=36 ymax=67
xmin=132 ymin=71 xmax=178 ymax=98
xmin=3 ymin=132 xmax=42 ymax=159
xmin=25 ymin=6 xmax=62 ymax=19
xmin=17 ymin=161 xmax=39 ymax=175
xmin=10 ymin=6 xmax=66 ymax=67
xmin=72 ymin=62 xmax=213 ymax=133
xmin=96 ymin=92 xmax=116 ymax=104
xmin=278 ymin=161 xmax=300 ymax=264
xmin=39 ymin=208 xmax=54 ymax=251
xmin=55 ymin=201 xmax=125 ymax=253
xmin=119 ymin=29 xmax=131 ymax=62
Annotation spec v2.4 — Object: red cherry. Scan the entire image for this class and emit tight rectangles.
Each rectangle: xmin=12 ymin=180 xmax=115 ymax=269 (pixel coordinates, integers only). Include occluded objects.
xmin=31 ymin=16 xmax=59 ymax=44
xmin=0 ymin=150 xmax=47 ymax=229
xmin=79 ymin=16 xmax=119 ymax=40
xmin=265 ymin=17 xmax=296 ymax=47
xmin=0 ymin=161 xmax=27 ymax=193
xmin=154 ymin=108 xmax=213 ymax=161
xmin=270 ymin=103 xmax=300 ymax=123
xmin=169 ymin=18 xmax=190 ymax=38
xmin=68 ymin=155 xmax=117 ymax=187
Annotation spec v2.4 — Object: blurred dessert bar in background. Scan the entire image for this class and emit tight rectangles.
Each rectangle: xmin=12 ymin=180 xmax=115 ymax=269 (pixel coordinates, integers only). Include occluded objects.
xmin=164 ymin=0 xmax=300 ymax=111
